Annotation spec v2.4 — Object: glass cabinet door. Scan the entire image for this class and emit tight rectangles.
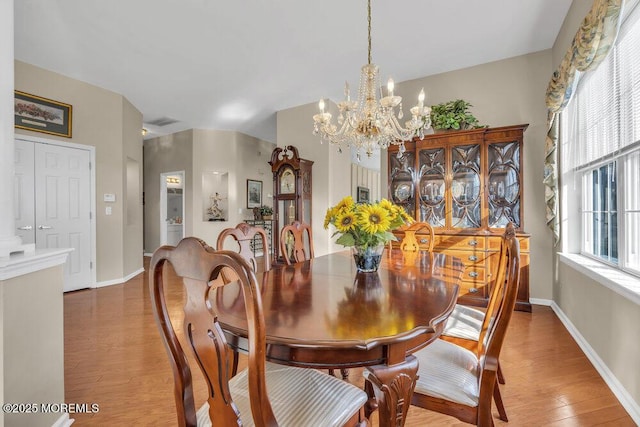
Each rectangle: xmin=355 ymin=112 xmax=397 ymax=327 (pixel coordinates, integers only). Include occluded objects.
xmin=451 ymin=144 xmax=482 ymax=229
xmin=389 ymin=151 xmax=416 ymax=216
xmin=487 ymin=141 xmax=521 ymax=228
xmin=418 ymin=147 xmax=446 ymax=227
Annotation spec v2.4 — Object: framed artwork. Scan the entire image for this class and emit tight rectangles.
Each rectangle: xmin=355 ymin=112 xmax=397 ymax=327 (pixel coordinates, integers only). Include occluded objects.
xmin=14 ymin=91 xmax=72 ymax=138
xmin=357 ymin=186 xmax=370 ymax=203
xmin=247 ymin=179 xmax=262 ymax=208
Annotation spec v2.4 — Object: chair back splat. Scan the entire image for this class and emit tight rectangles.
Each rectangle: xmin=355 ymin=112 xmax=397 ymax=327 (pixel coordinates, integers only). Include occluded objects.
xmin=279 ymin=221 xmax=314 ymax=265
xmin=400 ymin=221 xmax=435 ymax=252
xmin=217 ymin=222 xmax=271 ymax=272
xmin=150 ymin=237 xmax=369 ymax=427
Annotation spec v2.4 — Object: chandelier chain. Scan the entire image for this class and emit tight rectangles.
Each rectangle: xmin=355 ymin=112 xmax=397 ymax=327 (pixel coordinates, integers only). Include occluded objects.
xmin=367 ymin=0 xmax=372 ymax=65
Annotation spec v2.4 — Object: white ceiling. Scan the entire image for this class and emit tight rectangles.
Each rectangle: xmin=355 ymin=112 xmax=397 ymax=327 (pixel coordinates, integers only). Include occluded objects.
xmin=14 ymin=0 xmax=572 ymax=143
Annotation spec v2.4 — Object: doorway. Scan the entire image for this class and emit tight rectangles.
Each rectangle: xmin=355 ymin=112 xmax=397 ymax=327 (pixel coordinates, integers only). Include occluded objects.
xmin=14 ymin=136 xmax=95 ymax=292
xmin=160 ymin=171 xmax=185 ymax=246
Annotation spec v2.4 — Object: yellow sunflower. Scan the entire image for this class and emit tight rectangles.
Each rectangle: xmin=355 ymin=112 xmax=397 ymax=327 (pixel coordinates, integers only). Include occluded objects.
xmin=334 ymin=196 xmax=355 ymax=213
xmin=357 ymin=204 xmax=391 ymax=234
xmin=335 ymin=211 xmax=357 ymax=233
xmin=323 ymin=208 xmax=334 ymax=229
xmin=379 ymin=198 xmax=394 ymax=211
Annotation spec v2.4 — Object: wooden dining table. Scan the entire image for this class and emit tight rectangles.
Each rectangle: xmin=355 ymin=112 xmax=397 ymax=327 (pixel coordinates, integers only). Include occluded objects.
xmin=216 ymin=248 xmax=464 ymax=427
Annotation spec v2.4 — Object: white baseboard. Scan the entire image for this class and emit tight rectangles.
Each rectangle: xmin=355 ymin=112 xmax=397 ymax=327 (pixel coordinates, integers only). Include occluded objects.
xmin=52 ymin=413 xmax=73 ymax=427
xmin=143 ymin=252 xmax=153 ymax=257
xmin=549 ymin=301 xmax=640 ymax=424
xmin=529 ymin=297 xmax=552 ymax=306
xmin=94 ymin=267 xmax=144 ymax=288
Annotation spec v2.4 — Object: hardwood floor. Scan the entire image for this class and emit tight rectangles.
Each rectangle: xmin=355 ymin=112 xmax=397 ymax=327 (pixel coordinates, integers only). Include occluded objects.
xmin=64 ymin=260 xmax=635 ymax=426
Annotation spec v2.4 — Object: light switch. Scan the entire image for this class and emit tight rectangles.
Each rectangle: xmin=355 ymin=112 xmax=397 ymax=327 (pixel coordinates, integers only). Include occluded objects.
xmin=104 ymin=193 xmax=116 ymax=202
xmin=106 ymin=206 xmax=112 ymax=215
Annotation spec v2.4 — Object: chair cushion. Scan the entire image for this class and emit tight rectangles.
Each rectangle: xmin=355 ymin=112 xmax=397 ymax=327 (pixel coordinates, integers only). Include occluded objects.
xmin=414 ymin=339 xmax=480 ymax=407
xmin=441 ymin=304 xmax=485 ymax=341
xmin=197 ymin=362 xmax=367 ymax=427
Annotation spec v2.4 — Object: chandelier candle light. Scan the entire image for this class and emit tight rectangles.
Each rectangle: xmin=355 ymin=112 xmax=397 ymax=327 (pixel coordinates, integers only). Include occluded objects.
xmin=313 ymin=0 xmax=432 ymax=159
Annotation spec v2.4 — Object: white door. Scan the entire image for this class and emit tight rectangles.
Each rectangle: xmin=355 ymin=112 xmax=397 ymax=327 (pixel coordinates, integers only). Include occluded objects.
xmin=160 ymin=171 xmax=185 ymax=246
xmin=15 ymin=139 xmax=93 ymax=292
xmin=14 ymin=140 xmax=36 ymax=245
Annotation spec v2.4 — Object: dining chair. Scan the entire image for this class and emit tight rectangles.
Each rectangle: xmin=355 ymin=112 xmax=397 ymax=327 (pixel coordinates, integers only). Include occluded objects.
xmin=408 ymin=223 xmax=520 ymax=426
xmin=400 ymin=221 xmax=435 ymax=252
xmin=216 ymin=222 xmax=271 ymax=272
xmin=149 ymin=237 xmax=370 ymax=427
xmin=279 ymin=221 xmax=314 ymax=265
xmin=438 ymin=223 xmax=516 ymax=420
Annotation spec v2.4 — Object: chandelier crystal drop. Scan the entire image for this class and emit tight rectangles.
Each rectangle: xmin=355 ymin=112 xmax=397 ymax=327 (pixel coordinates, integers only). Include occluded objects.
xmin=313 ymin=0 xmax=432 ymax=159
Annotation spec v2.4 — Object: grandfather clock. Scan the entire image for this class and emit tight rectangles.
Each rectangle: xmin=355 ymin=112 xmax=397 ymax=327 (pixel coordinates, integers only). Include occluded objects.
xmin=269 ymin=146 xmax=313 ymax=261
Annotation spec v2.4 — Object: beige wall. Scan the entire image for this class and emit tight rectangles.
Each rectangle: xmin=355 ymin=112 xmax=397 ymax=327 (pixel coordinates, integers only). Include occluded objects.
xmin=557 ymin=262 xmax=640 ymax=406
xmin=14 ymin=61 xmax=144 ymax=283
xmin=143 ymin=129 xmax=275 ymax=252
xmin=143 ymin=130 xmax=194 ymax=252
xmin=552 ymin=0 xmax=640 ymax=413
xmin=122 ymin=98 xmax=144 ymax=275
xmin=2 ymin=265 xmax=65 ymax=427
xmin=277 ymin=101 xmax=352 ymax=256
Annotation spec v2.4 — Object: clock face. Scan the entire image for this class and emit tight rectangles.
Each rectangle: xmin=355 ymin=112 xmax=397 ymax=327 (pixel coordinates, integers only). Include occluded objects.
xmin=280 ymin=168 xmax=295 ymax=194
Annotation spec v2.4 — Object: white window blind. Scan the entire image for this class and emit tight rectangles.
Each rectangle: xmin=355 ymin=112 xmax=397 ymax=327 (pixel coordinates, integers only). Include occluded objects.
xmin=565 ymin=3 xmax=640 ymax=170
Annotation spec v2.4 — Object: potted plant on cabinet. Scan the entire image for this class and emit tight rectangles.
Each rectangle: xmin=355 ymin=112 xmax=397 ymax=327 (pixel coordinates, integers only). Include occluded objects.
xmin=430 ymin=99 xmax=484 ymax=131
xmin=260 ymin=205 xmax=273 ymax=220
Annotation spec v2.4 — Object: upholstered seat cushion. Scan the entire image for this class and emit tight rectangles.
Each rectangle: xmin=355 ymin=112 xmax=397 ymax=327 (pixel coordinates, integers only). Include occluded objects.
xmin=196 ymin=362 xmax=368 ymax=426
xmin=414 ymin=339 xmax=480 ymax=407
xmin=441 ymin=304 xmax=485 ymax=341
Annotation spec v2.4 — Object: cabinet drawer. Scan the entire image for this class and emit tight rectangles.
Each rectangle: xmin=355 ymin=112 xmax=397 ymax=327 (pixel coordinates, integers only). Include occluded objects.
xmin=438 ymin=249 xmax=489 ymax=267
xmin=461 ymin=265 xmax=487 ymax=284
xmin=458 ymin=279 xmax=487 ymax=298
xmin=434 ymin=235 xmax=486 ymax=251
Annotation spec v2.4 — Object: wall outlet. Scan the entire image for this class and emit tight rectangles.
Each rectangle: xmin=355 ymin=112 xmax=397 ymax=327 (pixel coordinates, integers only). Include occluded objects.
xmin=106 ymin=206 xmax=112 ymax=215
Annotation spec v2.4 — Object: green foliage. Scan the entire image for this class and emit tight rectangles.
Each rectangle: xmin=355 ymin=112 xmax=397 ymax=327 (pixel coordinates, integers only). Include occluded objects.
xmin=430 ymin=99 xmax=483 ymax=130
xmin=259 ymin=205 xmax=273 ymax=216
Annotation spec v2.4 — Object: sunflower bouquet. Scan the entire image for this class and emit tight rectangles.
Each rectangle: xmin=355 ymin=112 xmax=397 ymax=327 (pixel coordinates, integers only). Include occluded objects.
xmin=323 ymin=196 xmax=413 ymax=250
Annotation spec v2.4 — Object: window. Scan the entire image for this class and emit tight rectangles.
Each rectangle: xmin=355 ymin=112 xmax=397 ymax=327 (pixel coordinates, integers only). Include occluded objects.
xmin=562 ymin=3 xmax=640 ymax=277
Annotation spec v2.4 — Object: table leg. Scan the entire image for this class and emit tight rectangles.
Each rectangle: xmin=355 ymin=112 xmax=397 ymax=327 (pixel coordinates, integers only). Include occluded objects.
xmin=363 ymin=355 xmax=418 ymax=427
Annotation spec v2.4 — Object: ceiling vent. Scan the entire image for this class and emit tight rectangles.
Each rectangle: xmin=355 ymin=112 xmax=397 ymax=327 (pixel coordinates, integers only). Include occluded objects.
xmin=147 ymin=117 xmax=180 ymax=127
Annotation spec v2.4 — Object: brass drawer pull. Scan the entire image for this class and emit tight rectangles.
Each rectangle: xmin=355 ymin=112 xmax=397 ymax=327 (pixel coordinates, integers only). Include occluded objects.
xmin=468 ymin=271 xmax=479 ymax=278
xmin=468 ymin=255 xmax=478 ymax=261
xmin=469 ymin=287 xmax=478 ymax=293
xmin=419 ymin=238 xmax=429 ymax=244
xmin=468 ymin=240 xmax=478 ymax=246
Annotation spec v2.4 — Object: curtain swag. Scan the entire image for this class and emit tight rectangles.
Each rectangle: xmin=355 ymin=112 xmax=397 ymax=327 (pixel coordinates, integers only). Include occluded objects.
xmin=544 ymin=0 xmax=624 ymax=245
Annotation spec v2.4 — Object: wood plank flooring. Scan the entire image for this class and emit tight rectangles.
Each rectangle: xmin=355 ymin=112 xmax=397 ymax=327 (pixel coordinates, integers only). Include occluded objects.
xmin=63 ymin=260 xmax=635 ymax=426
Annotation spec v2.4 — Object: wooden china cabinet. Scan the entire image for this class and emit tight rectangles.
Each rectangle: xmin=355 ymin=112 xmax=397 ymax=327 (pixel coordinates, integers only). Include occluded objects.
xmin=388 ymin=124 xmax=531 ymax=312
xmin=269 ymin=146 xmax=313 ymax=263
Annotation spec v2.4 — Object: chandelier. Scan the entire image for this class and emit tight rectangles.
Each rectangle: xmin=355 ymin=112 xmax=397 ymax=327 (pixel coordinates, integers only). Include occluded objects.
xmin=313 ymin=0 xmax=432 ymax=159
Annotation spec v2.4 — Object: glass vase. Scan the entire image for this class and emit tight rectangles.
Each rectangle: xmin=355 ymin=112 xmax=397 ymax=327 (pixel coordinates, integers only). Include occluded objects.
xmin=352 ymin=244 xmax=385 ymax=273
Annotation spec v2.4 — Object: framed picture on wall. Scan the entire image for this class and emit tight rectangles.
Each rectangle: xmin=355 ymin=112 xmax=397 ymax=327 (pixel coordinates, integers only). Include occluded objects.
xmin=14 ymin=91 xmax=72 ymax=138
xmin=357 ymin=186 xmax=370 ymax=203
xmin=247 ymin=179 xmax=262 ymax=208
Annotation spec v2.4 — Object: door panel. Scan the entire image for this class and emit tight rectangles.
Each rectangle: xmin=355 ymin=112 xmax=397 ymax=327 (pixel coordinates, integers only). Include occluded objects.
xmin=14 ymin=140 xmax=35 ymax=244
xmin=34 ymin=142 xmax=92 ymax=292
